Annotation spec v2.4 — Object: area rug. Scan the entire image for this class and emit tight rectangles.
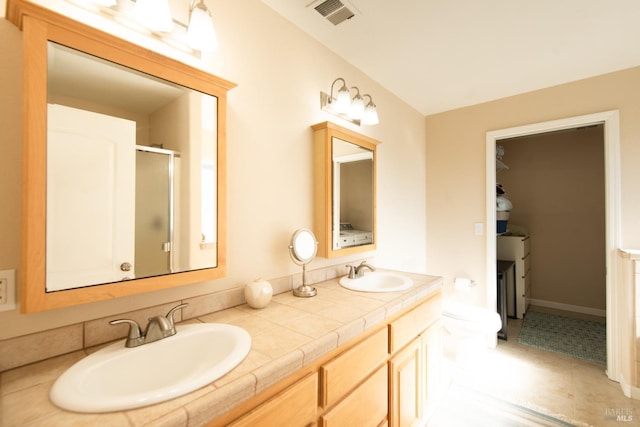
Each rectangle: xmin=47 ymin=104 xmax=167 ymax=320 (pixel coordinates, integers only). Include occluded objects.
xmin=517 ymin=311 xmax=606 ymax=365
xmin=429 ymin=384 xmax=583 ymax=427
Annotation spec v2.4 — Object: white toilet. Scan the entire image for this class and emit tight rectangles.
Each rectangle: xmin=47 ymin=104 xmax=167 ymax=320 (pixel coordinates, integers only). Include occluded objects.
xmin=441 ymin=300 xmax=502 ymax=365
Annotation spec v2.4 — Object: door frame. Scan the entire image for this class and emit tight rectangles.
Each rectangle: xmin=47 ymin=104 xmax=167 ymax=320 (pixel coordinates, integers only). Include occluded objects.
xmin=485 ymin=110 xmax=621 ymax=384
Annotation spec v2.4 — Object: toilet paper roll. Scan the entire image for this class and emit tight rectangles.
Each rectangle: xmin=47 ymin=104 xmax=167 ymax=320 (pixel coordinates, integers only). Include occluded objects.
xmin=454 ymin=278 xmax=475 ymax=290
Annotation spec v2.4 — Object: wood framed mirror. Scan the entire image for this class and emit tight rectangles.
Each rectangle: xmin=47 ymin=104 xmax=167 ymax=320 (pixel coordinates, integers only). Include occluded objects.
xmin=8 ymin=0 xmax=235 ymax=312
xmin=312 ymin=121 xmax=380 ymax=258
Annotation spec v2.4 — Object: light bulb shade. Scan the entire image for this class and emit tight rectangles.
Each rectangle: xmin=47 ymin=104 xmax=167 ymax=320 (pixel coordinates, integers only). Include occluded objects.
xmin=349 ymin=93 xmax=365 ymax=120
xmin=89 ymin=0 xmax=117 ymax=6
xmin=362 ymin=104 xmax=379 ymax=125
xmin=187 ymin=4 xmax=218 ymax=52
xmin=133 ymin=0 xmax=174 ymax=32
xmin=362 ymin=95 xmax=379 ymax=125
xmin=334 ymin=87 xmax=351 ymax=113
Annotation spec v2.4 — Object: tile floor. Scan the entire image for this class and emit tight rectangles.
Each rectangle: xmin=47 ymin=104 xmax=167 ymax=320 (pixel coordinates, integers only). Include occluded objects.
xmin=442 ymin=307 xmax=640 ymax=427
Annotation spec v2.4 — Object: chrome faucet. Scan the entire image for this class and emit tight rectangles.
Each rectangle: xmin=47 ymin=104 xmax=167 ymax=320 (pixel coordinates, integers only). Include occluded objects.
xmin=346 ymin=261 xmax=376 ymax=279
xmin=109 ymin=303 xmax=188 ymax=348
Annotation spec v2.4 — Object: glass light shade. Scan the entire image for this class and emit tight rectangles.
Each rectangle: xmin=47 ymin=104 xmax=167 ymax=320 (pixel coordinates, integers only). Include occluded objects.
xmin=89 ymin=0 xmax=117 ymax=6
xmin=334 ymin=86 xmax=351 ymax=113
xmin=349 ymin=93 xmax=365 ymax=120
xmin=187 ymin=5 xmax=218 ymax=52
xmin=362 ymin=103 xmax=379 ymax=125
xmin=133 ymin=0 xmax=174 ymax=32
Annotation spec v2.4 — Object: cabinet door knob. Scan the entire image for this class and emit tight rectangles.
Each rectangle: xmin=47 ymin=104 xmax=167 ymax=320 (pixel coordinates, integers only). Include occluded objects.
xmin=120 ymin=262 xmax=132 ymax=272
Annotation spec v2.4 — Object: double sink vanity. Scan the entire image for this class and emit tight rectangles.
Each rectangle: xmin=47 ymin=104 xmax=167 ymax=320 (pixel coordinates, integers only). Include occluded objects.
xmin=3 ymin=271 xmax=443 ymax=426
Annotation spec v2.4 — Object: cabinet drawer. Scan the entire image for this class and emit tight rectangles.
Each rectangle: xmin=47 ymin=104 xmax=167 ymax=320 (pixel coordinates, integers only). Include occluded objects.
xmin=320 ymin=327 xmax=388 ymax=408
xmin=389 ymin=293 xmax=441 ymax=353
xmin=320 ymin=365 xmax=388 ymax=427
xmin=521 ymin=252 xmax=530 ymax=278
xmin=229 ymin=373 xmax=318 ymax=427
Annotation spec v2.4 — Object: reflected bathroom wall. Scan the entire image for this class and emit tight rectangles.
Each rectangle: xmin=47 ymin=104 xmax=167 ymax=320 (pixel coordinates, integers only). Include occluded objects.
xmin=340 ymin=160 xmax=373 ymax=232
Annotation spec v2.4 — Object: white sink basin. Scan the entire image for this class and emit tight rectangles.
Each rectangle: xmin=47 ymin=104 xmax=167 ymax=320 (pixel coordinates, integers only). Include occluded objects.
xmin=339 ymin=271 xmax=413 ymax=293
xmin=50 ymin=323 xmax=251 ymax=413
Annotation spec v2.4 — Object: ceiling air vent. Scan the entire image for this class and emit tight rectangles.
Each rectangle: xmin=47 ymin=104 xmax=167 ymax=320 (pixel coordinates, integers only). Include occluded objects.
xmin=314 ymin=0 xmax=355 ymax=25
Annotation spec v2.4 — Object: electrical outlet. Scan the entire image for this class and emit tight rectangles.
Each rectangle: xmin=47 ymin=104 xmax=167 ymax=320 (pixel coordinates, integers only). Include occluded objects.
xmin=0 ymin=269 xmax=16 ymax=312
xmin=0 ymin=278 xmax=6 ymax=303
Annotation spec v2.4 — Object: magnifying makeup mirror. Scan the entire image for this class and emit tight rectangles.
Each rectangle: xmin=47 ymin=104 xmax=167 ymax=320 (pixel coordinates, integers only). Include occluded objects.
xmin=289 ymin=229 xmax=318 ymax=297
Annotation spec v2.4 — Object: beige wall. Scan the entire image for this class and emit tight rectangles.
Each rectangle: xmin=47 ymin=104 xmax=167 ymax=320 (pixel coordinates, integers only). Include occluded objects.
xmin=426 ymin=65 xmax=640 ymax=306
xmin=0 ymin=1 xmax=428 ymax=339
xmin=499 ymin=127 xmax=606 ymax=310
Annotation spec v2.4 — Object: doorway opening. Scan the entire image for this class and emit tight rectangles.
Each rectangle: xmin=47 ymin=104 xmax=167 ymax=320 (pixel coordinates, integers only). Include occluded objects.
xmin=485 ymin=111 xmax=621 ymax=386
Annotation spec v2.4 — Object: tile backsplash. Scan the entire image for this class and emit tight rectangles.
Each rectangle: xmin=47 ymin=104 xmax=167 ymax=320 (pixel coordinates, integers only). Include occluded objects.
xmin=0 ymin=264 xmax=346 ymax=372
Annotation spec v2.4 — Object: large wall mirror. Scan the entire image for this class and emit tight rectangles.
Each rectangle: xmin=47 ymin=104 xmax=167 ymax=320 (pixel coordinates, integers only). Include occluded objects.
xmin=9 ymin=0 xmax=235 ymax=312
xmin=312 ymin=122 xmax=380 ymax=258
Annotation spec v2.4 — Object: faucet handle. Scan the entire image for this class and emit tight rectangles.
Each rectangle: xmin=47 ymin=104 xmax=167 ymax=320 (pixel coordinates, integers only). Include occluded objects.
xmin=346 ymin=265 xmax=356 ymax=279
xmin=165 ymin=303 xmax=188 ymax=329
xmin=109 ymin=319 xmax=144 ymax=347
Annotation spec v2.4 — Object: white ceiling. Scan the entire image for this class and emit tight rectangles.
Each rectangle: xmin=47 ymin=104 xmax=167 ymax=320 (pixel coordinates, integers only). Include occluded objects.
xmin=262 ymin=0 xmax=640 ymax=115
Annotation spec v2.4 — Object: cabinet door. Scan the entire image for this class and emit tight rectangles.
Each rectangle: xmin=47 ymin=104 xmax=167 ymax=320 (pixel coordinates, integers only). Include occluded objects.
xmin=421 ymin=321 xmax=442 ymax=423
xmin=320 ymin=365 xmax=388 ymax=427
xmin=229 ymin=373 xmax=318 ymax=427
xmin=389 ymin=337 xmax=421 ymax=427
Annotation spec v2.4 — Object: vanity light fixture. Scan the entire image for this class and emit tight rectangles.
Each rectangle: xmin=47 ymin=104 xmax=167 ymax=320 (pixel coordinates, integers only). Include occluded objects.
xmin=63 ymin=0 xmax=218 ymax=55
xmin=320 ymin=77 xmax=379 ymax=125
xmin=133 ymin=0 xmax=174 ymax=32
xmin=187 ymin=0 xmax=218 ymax=53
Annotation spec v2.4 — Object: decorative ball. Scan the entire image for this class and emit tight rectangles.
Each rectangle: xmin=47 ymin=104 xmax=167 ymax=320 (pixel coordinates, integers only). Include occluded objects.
xmin=244 ymin=278 xmax=273 ymax=309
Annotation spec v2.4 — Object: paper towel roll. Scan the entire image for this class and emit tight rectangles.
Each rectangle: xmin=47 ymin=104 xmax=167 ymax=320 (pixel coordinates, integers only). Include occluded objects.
xmin=454 ymin=278 xmax=475 ymax=290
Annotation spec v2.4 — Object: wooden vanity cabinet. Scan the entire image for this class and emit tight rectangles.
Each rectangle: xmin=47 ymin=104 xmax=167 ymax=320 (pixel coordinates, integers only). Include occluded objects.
xmin=388 ymin=294 xmax=442 ymax=427
xmin=320 ymin=364 xmax=388 ymax=427
xmin=228 ymin=373 xmax=318 ymax=427
xmin=320 ymin=327 xmax=388 ymax=408
xmin=222 ymin=290 xmax=442 ymax=427
xmin=421 ymin=320 xmax=443 ymax=420
xmin=319 ymin=327 xmax=389 ymax=426
xmin=389 ymin=337 xmax=421 ymax=427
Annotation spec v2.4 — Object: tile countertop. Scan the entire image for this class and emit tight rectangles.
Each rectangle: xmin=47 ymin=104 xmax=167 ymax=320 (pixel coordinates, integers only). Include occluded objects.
xmin=0 ymin=271 xmax=443 ymax=427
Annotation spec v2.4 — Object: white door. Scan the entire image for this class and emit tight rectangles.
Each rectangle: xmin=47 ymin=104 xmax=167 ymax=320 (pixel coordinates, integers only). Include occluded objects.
xmin=46 ymin=104 xmax=136 ymax=291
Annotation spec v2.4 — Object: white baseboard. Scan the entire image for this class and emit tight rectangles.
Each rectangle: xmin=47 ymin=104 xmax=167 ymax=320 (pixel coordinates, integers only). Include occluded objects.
xmin=618 ymin=373 xmax=640 ymax=400
xmin=528 ymin=298 xmax=606 ymax=318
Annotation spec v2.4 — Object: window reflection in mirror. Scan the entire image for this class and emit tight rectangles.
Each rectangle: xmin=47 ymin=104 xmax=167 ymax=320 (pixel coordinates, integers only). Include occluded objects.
xmin=332 ymin=138 xmax=374 ymax=250
xmin=46 ymin=42 xmax=218 ymax=292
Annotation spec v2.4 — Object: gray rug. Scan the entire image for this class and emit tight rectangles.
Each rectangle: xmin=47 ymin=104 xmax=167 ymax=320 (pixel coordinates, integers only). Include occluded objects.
xmin=517 ymin=311 xmax=606 ymax=365
xmin=429 ymin=384 xmax=581 ymax=427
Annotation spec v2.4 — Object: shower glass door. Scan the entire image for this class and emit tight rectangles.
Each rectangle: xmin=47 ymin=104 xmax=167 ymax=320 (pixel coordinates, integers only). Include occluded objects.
xmin=135 ymin=147 xmax=176 ymax=278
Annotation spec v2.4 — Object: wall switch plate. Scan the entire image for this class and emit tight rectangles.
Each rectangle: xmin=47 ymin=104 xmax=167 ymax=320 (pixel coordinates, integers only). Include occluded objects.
xmin=474 ymin=222 xmax=484 ymax=236
xmin=0 ymin=269 xmax=17 ymax=312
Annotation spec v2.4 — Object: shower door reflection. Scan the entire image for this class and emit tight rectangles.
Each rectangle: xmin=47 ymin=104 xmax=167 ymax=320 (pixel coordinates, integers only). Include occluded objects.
xmin=135 ymin=147 xmax=178 ymax=278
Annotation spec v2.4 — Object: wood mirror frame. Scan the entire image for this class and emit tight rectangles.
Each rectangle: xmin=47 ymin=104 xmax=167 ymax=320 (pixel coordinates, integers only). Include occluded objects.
xmin=7 ymin=0 xmax=235 ymax=313
xmin=312 ymin=121 xmax=380 ymax=258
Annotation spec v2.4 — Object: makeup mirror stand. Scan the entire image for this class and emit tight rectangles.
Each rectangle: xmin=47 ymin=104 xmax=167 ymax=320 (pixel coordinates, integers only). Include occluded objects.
xmin=288 ymin=229 xmax=318 ymax=297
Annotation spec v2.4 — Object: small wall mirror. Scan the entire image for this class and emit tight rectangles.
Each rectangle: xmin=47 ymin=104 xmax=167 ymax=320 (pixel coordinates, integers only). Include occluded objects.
xmin=288 ymin=229 xmax=318 ymax=297
xmin=11 ymin=2 xmax=235 ymax=312
xmin=312 ymin=122 xmax=380 ymax=258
